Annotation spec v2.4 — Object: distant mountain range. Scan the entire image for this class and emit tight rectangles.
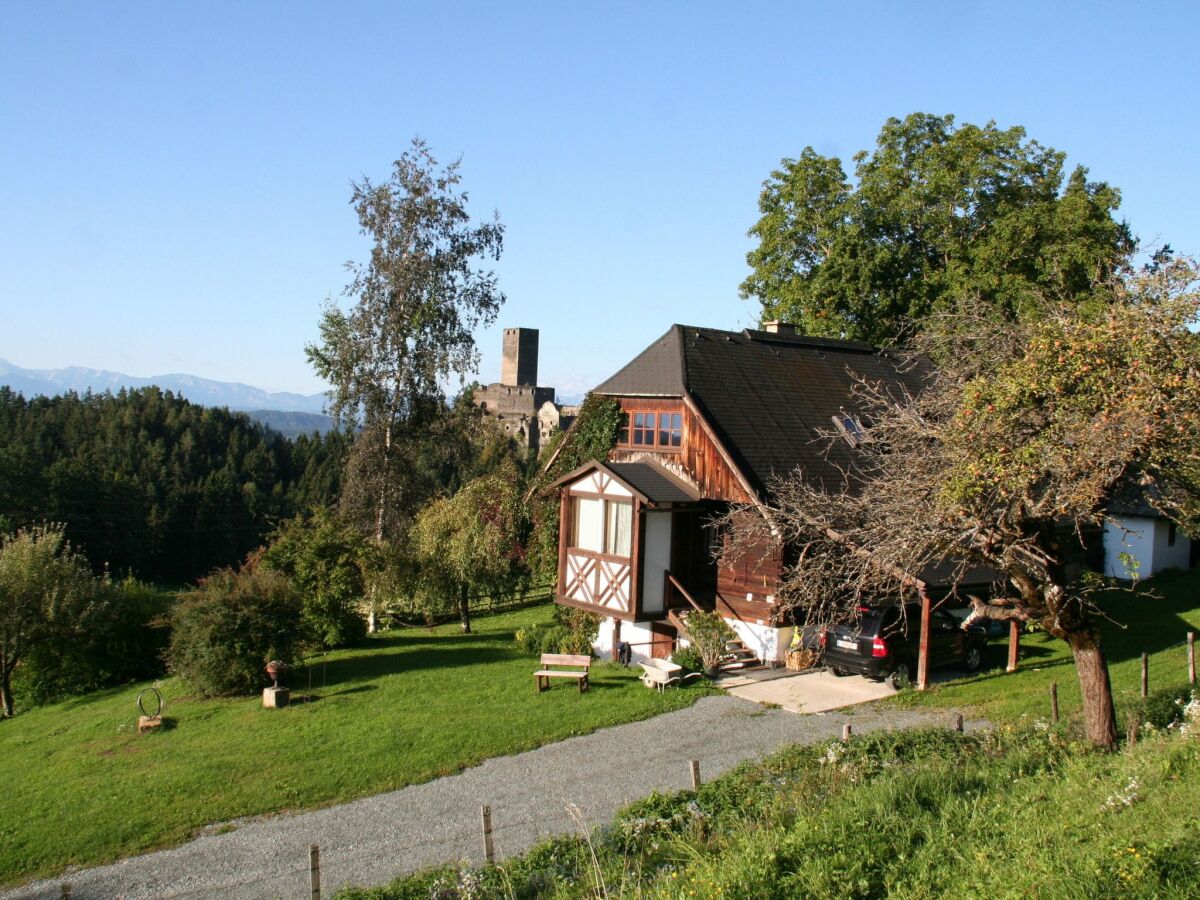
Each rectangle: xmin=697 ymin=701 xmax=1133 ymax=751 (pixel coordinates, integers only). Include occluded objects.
xmin=0 ymin=359 xmax=335 ymax=437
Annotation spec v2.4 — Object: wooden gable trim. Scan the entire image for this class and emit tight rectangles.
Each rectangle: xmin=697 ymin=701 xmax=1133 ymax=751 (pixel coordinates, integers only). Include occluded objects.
xmin=681 ymin=392 xmax=760 ymax=505
xmin=549 ymin=459 xmax=656 ymax=507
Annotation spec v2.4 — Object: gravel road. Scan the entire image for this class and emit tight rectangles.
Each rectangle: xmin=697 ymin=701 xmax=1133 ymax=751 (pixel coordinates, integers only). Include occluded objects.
xmin=5 ymin=696 xmax=977 ymax=899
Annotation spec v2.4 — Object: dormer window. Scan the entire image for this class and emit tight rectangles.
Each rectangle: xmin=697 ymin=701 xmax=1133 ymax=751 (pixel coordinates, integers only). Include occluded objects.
xmin=832 ymin=414 xmax=868 ymax=448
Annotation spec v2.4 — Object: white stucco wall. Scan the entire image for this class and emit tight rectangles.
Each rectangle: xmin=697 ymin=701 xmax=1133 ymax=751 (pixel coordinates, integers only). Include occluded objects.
xmin=724 ymin=617 xmax=793 ymax=665
xmin=594 ymin=616 xmax=661 ymax=664
xmin=1104 ymin=517 xmax=1156 ymax=579
xmin=1153 ymin=518 xmax=1192 ymax=573
xmin=1105 ymin=516 xmax=1193 ymax=579
xmin=640 ymin=510 xmax=673 ymax=615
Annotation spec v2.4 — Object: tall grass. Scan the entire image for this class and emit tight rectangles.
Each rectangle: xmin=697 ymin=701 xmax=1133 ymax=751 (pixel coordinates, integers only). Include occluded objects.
xmin=342 ymin=721 xmax=1200 ymax=899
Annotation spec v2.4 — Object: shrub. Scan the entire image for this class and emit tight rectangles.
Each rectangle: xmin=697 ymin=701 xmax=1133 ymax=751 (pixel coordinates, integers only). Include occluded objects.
xmin=514 ymin=607 xmax=600 ymax=656
xmin=684 ymin=610 xmax=737 ymax=671
xmin=671 ymin=645 xmax=704 ymax=673
xmin=1128 ymin=682 xmax=1196 ymax=731
xmin=167 ymin=563 xmax=306 ymax=696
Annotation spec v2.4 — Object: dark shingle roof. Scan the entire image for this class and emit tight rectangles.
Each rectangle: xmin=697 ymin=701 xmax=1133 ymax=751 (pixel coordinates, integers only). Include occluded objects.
xmin=595 ymin=324 xmax=926 ymax=499
xmin=593 ymin=328 xmax=685 ymax=397
xmin=607 ymin=461 xmax=701 ymax=504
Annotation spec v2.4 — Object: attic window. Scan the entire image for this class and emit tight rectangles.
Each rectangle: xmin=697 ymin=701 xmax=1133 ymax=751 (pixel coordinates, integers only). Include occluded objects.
xmin=832 ymin=414 xmax=868 ymax=448
xmin=618 ymin=409 xmax=683 ymax=451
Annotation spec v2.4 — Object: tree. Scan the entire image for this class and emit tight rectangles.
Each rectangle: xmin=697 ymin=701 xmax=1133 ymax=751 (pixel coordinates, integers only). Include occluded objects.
xmin=307 ymin=139 xmax=505 ymax=544
xmin=726 ymin=259 xmax=1200 ymax=748
xmin=409 ymin=462 xmax=528 ymax=633
xmin=260 ymin=508 xmax=369 ymax=648
xmin=741 ymin=114 xmax=1134 ymax=344
xmin=0 ymin=525 xmax=99 ymax=716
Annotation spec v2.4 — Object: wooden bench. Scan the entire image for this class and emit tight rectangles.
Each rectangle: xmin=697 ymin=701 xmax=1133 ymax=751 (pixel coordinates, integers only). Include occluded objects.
xmin=534 ymin=653 xmax=591 ymax=693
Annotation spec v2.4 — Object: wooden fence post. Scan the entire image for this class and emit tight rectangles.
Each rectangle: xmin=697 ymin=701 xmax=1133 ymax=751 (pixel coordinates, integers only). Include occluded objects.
xmin=689 ymin=759 xmax=701 ymax=790
xmin=309 ymin=844 xmax=321 ymax=900
xmin=1188 ymin=632 xmax=1195 ymax=687
xmin=842 ymin=723 xmax=852 ymax=742
xmin=1050 ymin=682 xmax=1059 ymax=724
xmin=1141 ymin=653 xmax=1149 ymax=699
xmin=481 ymin=805 xmax=495 ymax=864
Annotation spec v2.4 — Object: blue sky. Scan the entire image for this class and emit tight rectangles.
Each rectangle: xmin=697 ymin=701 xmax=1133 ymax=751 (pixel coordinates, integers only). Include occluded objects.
xmin=2 ymin=1 xmax=1197 ymax=400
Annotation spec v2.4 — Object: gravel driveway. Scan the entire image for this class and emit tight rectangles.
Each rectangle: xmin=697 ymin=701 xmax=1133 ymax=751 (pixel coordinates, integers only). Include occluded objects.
xmin=5 ymin=696 xmax=977 ymax=899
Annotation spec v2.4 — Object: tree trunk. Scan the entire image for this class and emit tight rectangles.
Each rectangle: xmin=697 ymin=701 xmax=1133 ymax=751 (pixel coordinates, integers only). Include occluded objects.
xmin=458 ymin=583 xmax=472 ymax=634
xmin=1 ymin=668 xmax=13 ymax=718
xmin=1068 ymin=629 xmax=1118 ymax=749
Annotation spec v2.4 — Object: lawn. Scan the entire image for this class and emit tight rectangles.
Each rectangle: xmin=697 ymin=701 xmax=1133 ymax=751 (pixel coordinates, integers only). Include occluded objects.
xmin=0 ymin=603 xmax=713 ymax=887
xmin=887 ymin=567 xmax=1200 ymax=726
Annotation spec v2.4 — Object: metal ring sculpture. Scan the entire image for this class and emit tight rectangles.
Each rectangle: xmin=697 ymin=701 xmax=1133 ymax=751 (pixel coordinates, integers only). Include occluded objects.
xmin=137 ymin=687 xmax=164 ymax=718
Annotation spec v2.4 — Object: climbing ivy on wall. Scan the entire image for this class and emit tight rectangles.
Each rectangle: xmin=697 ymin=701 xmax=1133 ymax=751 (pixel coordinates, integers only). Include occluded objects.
xmin=526 ymin=394 xmax=624 ymax=584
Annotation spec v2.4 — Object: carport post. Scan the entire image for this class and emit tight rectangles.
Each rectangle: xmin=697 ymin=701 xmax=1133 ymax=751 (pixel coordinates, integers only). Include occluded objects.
xmin=1006 ymin=620 xmax=1020 ymax=672
xmin=916 ymin=589 xmax=931 ymax=690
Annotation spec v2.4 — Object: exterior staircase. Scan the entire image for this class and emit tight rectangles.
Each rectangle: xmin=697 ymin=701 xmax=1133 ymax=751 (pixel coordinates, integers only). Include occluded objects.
xmin=666 ymin=604 xmax=761 ymax=673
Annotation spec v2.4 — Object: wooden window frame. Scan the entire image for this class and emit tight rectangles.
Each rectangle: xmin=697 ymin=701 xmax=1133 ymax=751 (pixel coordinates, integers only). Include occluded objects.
xmin=617 ymin=409 xmax=682 ymax=453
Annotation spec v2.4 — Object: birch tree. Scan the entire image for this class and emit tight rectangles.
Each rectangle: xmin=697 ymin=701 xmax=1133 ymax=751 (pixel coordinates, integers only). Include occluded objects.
xmin=307 ymin=139 xmax=505 ymax=544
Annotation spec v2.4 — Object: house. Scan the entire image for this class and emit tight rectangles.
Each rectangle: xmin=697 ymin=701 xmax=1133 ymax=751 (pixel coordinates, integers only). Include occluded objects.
xmin=550 ymin=321 xmax=935 ymax=667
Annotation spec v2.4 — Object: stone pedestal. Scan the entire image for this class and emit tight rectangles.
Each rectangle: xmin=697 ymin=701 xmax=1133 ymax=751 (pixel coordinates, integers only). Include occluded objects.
xmin=138 ymin=715 xmax=163 ymax=734
xmin=262 ymin=686 xmax=290 ymax=708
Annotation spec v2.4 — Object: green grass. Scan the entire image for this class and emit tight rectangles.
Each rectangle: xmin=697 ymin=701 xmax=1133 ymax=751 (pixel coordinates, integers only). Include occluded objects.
xmin=342 ymin=723 xmax=1200 ymax=899
xmin=886 ymin=567 xmax=1200 ymax=727
xmin=0 ymin=604 xmax=714 ymax=886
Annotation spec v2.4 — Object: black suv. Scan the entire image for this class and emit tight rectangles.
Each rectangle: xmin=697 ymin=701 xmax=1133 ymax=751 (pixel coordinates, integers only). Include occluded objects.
xmin=820 ymin=603 xmax=987 ymax=689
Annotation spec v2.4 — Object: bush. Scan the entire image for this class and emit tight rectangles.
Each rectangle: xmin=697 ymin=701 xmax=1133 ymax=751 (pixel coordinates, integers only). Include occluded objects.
xmin=514 ymin=607 xmax=600 ymax=656
xmin=685 ymin=610 xmax=737 ymax=671
xmin=671 ymin=645 xmax=704 ymax=673
xmin=1128 ymin=682 xmax=1196 ymax=730
xmin=167 ymin=564 xmax=306 ymax=696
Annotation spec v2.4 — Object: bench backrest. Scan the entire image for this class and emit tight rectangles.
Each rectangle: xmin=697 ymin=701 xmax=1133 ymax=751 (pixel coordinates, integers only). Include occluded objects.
xmin=540 ymin=653 xmax=591 ymax=668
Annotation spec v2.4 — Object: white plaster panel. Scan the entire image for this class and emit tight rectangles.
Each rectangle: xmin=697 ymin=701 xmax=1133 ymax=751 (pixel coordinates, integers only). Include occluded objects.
xmin=640 ymin=510 xmax=673 ymax=615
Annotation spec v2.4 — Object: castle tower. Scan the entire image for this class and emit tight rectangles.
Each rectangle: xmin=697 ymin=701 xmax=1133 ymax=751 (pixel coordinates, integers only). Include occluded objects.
xmin=501 ymin=327 xmax=539 ymax=387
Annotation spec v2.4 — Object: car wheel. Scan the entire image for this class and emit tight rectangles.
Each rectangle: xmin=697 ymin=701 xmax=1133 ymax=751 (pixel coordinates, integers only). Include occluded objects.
xmin=829 ymin=666 xmax=850 ymax=677
xmin=964 ymin=644 xmax=983 ymax=673
xmin=889 ymin=661 xmax=912 ymax=691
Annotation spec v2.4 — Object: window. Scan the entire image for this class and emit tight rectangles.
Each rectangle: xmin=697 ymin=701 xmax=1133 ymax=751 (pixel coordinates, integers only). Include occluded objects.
xmin=657 ymin=412 xmax=682 ymax=447
xmin=632 ymin=412 xmax=655 ymax=445
xmin=832 ymin=413 xmax=870 ymax=448
xmin=573 ymin=497 xmax=604 ymax=553
xmin=617 ymin=409 xmax=683 ymax=451
xmin=571 ymin=496 xmax=633 ymax=557
xmin=606 ymin=501 xmax=632 ymax=555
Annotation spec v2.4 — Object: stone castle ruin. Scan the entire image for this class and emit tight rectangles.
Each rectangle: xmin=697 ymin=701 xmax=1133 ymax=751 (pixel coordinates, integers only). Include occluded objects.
xmin=474 ymin=328 xmax=577 ymax=452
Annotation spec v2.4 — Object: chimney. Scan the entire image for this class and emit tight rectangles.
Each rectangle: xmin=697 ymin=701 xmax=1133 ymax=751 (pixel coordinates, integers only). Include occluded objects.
xmin=501 ymin=327 xmax=539 ymax=386
xmin=763 ymin=320 xmax=797 ymax=335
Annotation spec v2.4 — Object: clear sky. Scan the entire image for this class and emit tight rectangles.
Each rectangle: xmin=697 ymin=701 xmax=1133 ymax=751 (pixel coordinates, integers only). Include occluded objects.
xmin=3 ymin=1 xmax=1197 ymax=400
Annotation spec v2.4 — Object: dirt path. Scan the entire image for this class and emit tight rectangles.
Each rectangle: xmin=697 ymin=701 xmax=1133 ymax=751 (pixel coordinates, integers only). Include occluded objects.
xmin=4 ymin=696 xmax=978 ymax=899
